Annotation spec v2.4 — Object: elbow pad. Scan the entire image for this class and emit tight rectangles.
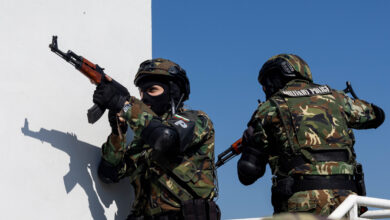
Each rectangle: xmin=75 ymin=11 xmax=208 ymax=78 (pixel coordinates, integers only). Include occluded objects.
xmin=237 ymin=146 xmax=267 ymax=185
xmin=141 ymin=118 xmax=180 ymax=157
xmin=98 ymin=159 xmax=121 ymax=183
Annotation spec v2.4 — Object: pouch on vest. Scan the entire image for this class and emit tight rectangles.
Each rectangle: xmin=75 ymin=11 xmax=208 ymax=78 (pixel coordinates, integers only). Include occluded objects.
xmin=271 ymin=176 xmax=294 ymax=213
xmin=155 ymin=157 xmax=201 ymax=203
xmin=171 ymin=155 xmax=215 ymax=198
xmin=171 ymin=157 xmax=199 ymax=183
xmin=181 ymin=199 xmax=221 ymax=220
xmin=271 ymin=176 xmax=294 ymax=197
xmin=355 ymin=163 xmax=366 ymax=196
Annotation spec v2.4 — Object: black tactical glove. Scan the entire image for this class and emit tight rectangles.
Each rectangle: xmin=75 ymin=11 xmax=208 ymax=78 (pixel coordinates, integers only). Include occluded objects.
xmin=238 ymin=125 xmax=267 ymax=185
xmin=242 ymin=125 xmax=255 ymax=146
xmin=370 ymin=103 xmax=385 ymax=128
xmin=93 ymin=82 xmax=128 ymax=113
xmin=359 ymin=103 xmax=385 ymax=129
xmin=108 ymin=110 xmax=128 ymax=135
xmin=237 ymin=146 xmax=267 ymax=185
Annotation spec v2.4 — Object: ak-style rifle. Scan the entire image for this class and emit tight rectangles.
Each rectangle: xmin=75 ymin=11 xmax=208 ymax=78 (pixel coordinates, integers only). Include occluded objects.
xmin=49 ymin=36 xmax=129 ymax=124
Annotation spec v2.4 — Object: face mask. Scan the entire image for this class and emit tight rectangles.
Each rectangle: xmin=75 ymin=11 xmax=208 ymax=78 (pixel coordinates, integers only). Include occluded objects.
xmin=139 ymin=81 xmax=171 ymax=116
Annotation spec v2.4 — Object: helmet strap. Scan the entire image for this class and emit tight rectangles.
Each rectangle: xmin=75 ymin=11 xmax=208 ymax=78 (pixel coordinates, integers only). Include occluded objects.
xmin=175 ymin=93 xmax=185 ymax=112
xmin=169 ymin=81 xmax=176 ymax=115
xmin=168 ymin=81 xmax=186 ymax=115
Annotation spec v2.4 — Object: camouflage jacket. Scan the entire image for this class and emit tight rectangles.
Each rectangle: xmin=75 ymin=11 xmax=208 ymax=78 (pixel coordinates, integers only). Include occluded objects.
xmin=248 ymin=79 xmax=378 ymax=177
xmin=101 ymin=97 xmax=216 ymax=216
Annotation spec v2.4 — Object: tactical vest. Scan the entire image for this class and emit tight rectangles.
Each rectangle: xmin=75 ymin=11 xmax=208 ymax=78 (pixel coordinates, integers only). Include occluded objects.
xmin=269 ymin=82 xmax=356 ymax=176
xmin=129 ymin=110 xmax=216 ymax=216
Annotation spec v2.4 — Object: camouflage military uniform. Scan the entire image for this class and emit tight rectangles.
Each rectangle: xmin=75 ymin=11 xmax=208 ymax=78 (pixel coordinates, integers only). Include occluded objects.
xmin=101 ymin=96 xmax=217 ymax=217
xmin=239 ymin=54 xmax=384 ymax=216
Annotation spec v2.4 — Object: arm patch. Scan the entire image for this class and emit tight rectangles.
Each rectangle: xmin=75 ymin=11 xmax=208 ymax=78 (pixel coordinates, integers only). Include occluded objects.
xmin=168 ymin=114 xmax=195 ymax=153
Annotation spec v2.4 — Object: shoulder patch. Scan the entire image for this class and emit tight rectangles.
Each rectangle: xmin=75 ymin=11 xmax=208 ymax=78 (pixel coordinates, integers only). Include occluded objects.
xmin=281 ymin=85 xmax=331 ymax=97
xmin=173 ymin=114 xmax=190 ymax=122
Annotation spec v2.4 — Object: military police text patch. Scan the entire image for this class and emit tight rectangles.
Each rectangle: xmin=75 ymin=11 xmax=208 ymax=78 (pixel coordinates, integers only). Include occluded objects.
xmin=281 ymin=85 xmax=331 ymax=97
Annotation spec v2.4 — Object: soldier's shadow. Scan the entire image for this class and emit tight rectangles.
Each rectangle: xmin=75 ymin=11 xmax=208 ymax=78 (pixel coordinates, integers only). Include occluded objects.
xmin=21 ymin=118 xmax=133 ymax=220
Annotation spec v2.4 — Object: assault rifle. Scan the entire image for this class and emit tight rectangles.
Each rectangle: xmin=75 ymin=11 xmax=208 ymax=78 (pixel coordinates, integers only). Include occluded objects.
xmin=49 ymin=36 xmax=129 ymax=124
xmin=343 ymin=81 xmax=359 ymax=99
xmin=216 ymin=81 xmax=359 ymax=168
xmin=215 ymin=138 xmax=242 ymax=168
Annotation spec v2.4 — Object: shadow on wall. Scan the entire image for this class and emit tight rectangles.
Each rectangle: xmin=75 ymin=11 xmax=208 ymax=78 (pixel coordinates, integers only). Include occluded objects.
xmin=21 ymin=118 xmax=133 ymax=220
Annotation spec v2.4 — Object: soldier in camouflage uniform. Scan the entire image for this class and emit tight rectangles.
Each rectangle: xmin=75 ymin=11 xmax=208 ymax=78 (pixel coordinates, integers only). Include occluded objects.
xmin=92 ymin=58 xmax=219 ymax=220
xmin=237 ymin=54 xmax=385 ymax=216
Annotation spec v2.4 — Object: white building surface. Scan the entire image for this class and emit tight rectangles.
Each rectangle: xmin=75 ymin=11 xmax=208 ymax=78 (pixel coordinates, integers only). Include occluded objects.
xmin=0 ymin=1 xmax=151 ymax=219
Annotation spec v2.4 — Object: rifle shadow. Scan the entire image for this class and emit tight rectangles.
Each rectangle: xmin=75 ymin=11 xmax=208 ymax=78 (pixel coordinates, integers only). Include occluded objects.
xmin=21 ymin=118 xmax=134 ymax=220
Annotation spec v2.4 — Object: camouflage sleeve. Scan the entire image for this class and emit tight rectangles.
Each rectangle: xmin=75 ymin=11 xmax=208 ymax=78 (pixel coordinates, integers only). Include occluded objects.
xmin=247 ymin=100 xmax=292 ymax=175
xmin=189 ymin=111 xmax=215 ymax=158
xmin=120 ymin=96 xmax=158 ymax=137
xmin=98 ymin=133 xmax=134 ymax=182
xmin=336 ymin=91 xmax=377 ymax=129
xmin=102 ymin=134 xmax=127 ymax=166
xmin=102 ymin=96 xmax=156 ymax=165
xmin=248 ymin=101 xmax=277 ymax=154
xmin=100 ymin=96 xmax=157 ymax=180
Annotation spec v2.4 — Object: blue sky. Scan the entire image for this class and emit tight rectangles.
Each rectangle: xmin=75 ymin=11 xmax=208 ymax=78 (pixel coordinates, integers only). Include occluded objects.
xmin=153 ymin=1 xmax=390 ymax=218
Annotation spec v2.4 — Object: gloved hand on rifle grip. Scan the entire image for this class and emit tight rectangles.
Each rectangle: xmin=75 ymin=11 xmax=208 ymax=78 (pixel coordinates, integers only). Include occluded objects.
xmin=108 ymin=110 xmax=128 ymax=135
xmin=238 ymin=145 xmax=267 ymax=185
xmin=93 ymin=81 xmax=127 ymax=113
xmin=242 ymin=125 xmax=255 ymax=147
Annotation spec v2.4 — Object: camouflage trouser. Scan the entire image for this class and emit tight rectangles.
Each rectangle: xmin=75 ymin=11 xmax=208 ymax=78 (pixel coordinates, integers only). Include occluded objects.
xmin=287 ymin=189 xmax=355 ymax=216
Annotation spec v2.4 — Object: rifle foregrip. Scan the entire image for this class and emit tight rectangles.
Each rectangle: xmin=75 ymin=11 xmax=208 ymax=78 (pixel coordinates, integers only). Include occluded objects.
xmin=87 ymin=104 xmax=106 ymax=124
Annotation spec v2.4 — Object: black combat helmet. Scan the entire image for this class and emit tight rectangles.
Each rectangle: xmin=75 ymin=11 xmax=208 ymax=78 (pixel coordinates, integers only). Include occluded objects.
xmin=134 ymin=58 xmax=190 ymax=101
xmin=258 ymin=54 xmax=312 ymax=98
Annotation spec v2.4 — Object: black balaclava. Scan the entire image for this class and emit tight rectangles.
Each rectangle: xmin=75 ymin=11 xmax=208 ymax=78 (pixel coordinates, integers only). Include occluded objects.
xmin=139 ymin=79 xmax=182 ymax=116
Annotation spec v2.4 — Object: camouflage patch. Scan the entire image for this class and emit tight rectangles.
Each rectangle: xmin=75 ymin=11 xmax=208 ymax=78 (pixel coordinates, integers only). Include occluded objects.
xmin=288 ymin=189 xmax=355 ymax=216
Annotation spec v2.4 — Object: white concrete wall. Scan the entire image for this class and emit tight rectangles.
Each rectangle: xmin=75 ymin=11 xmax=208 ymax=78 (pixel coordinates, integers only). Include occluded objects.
xmin=0 ymin=0 xmax=151 ymax=219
